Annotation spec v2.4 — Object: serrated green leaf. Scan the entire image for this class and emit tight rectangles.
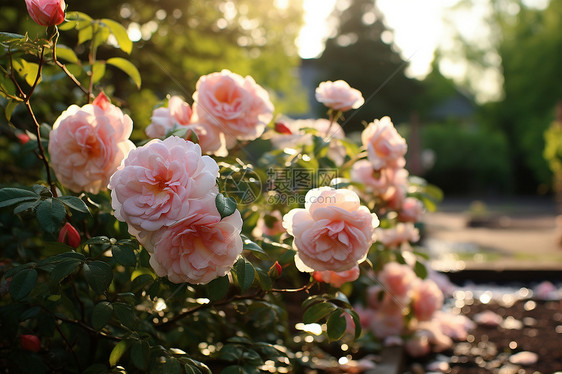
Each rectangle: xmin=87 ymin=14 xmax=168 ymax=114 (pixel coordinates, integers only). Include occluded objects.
xmin=242 ymin=237 xmax=268 ymax=258
xmin=130 ymin=273 xmax=154 ymax=293
xmin=234 ymin=258 xmax=255 ymax=292
xmin=55 ymin=45 xmax=79 ymax=63
xmin=92 ymin=23 xmax=110 ymax=50
xmin=106 ymin=57 xmax=141 ymax=88
xmin=109 ymin=340 xmax=128 ymax=367
xmin=86 ymin=236 xmax=111 ymax=245
xmin=49 ymin=258 xmax=82 ymax=292
xmin=326 ymin=310 xmax=346 ymax=341
xmin=100 ymin=18 xmax=132 ymax=54
xmin=215 ymin=193 xmax=237 ymax=219
xmin=91 ymin=301 xmax=113 ymax=330
xmin=83 ymin=261 xmax=113 ymax=294
xmin=9 ymin=268 xmax=37 ymax=300
xmin=303 ymin=301 xmax=337 ymax=324
xmin=0 ymin=187 xmax=38 ymax=208
xmin=111 ymin=244 xmax=136 ymax=267
xmin=36 ymin=198 xmax=66 ymax=233
xmin=205 ymin=275 xmax=229 ymax=301
xmin=13 ymin=200 xmax=39 ymax=214
xmin=78 ymin=25 xmax=93 ymax=45
xmin=255 ymin=268 xmax=272 ymax=291
xmin=130 ymin=340 xmax=149 ymax=370
xmin=57 ymin=195 xmax=89 ymax=213
xmin=0 ymin=32 xmax=26 ymax=43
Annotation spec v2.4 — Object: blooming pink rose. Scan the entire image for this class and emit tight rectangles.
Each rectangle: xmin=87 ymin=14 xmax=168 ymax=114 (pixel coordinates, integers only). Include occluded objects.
xmin=49 ymin=93 xmax=135 ymax=194
xmin=315 ymin=80 xmax=364 ymax=112
xmin=149 ymin=207 xmax=243 ymax=285
xmin=108 ymin=136 xmax=219 ymax=237
xmin=182 ymin=121 xmax=229 ymax=157
xmin=192 ymin=70 xmax=274 ymax=141
xmin=313 ymin=265 xmax=360 ymax=288
xmin=412 ymin=279 xmax=444 ymax=321
xmin=283 ymin=187 xmax=379 ymax=272
xmin=350 ymin=160 xmax=393 ymax=196
xmin=145 ymin=96 xmax=193 ymax=139
xmin=370 ymin=301 xmax=405 ymax=338
xmin=378 ymin=262 xmax=417 ymax=301
xmin=404 ymin=334 xmax=430 ymax=357
xmin=252 ymin=210 xmax=285 ymax=237
xmin=25 ymin=0 xmax=65 ymax=26
xmin=375 ymin=222 xmax=420 ymax=249
xmin=398 ymin=197 xmax=424 ymax=223
xmin=361 ymin=117 xmax=407 ymax=170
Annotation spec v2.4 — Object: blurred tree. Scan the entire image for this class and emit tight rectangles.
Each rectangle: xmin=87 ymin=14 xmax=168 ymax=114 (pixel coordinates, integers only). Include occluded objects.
xmin=0 ymin=0 xmax=306 ymax=137
xmin=315 ymin=0 xmax=421 ymax=132
xmin=441 ymin=0 xmax=562 ymax=193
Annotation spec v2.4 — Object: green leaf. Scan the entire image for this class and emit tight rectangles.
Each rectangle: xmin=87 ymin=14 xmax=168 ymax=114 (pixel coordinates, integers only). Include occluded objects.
xmin=100 ymin=18 xmax=132 ymax=54
xmin=86 ymin=236 xmax=111 ymax=245
xmin=57 ymin=196 xmax=89 ymax=213
xmin=20 ymin=306 xmax=41 ymax=321
xmin=83 ymin=261 xmax=113 ymax=294
xmin=9 ymin=268 xmax=37 ymax=300
xmin=14 ymin=200 xmax=40 ymax=214
xmin=130 ymin=340 xmax=149 ymax=370
xmin=414 ymin=261 xmax=428 ymax=279
xmin=0 ymin=188 xmax=37 ymax=208
xmin=12 ymin=59 xmax=40 ymax=86
xmin=92 ymin=23 xmax=110 ymax=50
xmin=130 ymin=273 xmax=154 ymax=293
xmin=326 ymin=310 xmax=346 ymax=341
xmin=109 ymin=340 xmax=128 ymax=367
xmin=3 ymin=99 xmax=19 ymax=121
xmin=36 ymin=198 xmax=66 ymax=233
xmin=111 ymin=245 xmax=136 ymax=267
xmin=346 ymin=308 xmax=362 ymax=339
xmin=106 ymin=57 xmax=141 ymax=89
xmin=113 ymin=303 xmax=135 ymax=329
xmin=91 ymin=62 xmax=106 ymax=84
xmin=215 ymin=193 xmax=237 ymax=219
xmin=49 ymin=258 xmax=82 ymax=292
xmin=55 ymin=45 xmax=79 ymax=64
xmin=303 ymin=302 xmax=337 ymax=324
xmin=91 ymin=301 xmax=113 ymax=330
xmin=78 ymin=25 xmax=93 ymax=45
xmin=163 ymin=357 xmax=182 ymax=374
xmin=184 ymin=364 xmax=203 ymax=374
xmin=241 ymin=236 xmax=268 ymax=258
xmin=0 ymin=32 xmax=25 ymax=43
xmin=234 ymin=258 xmax=255 ymax=292
xmin=221 ymin=366 xmax=242 ymax=374
xmin=205 ymin=275 xmax=229 ymax=301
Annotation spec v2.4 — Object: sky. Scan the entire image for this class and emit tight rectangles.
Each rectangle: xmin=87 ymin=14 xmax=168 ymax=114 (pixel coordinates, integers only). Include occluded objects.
xmin=296 ymin=0 xmax=550 ymax=102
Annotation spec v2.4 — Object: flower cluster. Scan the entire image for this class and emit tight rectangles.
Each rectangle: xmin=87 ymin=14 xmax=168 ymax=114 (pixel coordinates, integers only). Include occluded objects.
xmin=108 ymin=136 xmax=243 ymax=284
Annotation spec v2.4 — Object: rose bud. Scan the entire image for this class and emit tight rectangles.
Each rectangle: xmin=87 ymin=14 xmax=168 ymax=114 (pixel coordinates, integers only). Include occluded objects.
xmin=268 ymin=261 xmax=283 ymax=278
xmin=274 ymin=122 xmax=292 ymax=135
xmin=20 ymin=334 xmax=41 ymax=353
xmin=17 ymin=133 xmax=31 ymax=144
xmin=25 ymin=0 xmax=66 ymax=27
xmin=58 ymin=222 xmax=81 ymax=249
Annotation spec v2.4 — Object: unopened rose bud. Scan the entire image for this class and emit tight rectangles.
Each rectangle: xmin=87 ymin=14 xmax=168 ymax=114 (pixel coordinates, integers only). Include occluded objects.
xmin=274 ymin=122 xmax=292 ymax=135
xmin=17 ymin=133 xmax=31 ymax=144
xmin=268 ymin=261 xmax=282 ymax=278
xmin=25 ymin=0 xmax=66 ymax=27
xmin=20 ymin=334 xmax=41 ymax=352
xmin=58 ymin=222 xmax=81 ymax=249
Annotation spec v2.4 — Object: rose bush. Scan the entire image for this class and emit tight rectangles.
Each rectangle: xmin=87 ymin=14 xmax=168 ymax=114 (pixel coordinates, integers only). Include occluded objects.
xmin=0 ymin=4 xmax=458 ymax=373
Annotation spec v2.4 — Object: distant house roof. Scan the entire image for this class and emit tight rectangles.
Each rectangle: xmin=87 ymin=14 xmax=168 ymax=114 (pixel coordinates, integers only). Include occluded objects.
xmin=429 ymin=89 xmax=475 ymax=121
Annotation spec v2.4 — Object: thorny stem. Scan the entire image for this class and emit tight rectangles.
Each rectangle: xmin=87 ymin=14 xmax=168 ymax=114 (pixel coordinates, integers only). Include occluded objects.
xmin=20 ymin=46 xmax=58 ymax=197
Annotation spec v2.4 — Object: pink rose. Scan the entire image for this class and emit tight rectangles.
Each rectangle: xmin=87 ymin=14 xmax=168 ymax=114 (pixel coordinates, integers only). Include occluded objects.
xmin=149 ymin=207 xmax=243 ymax=285
xmin=370 ymin=301 xmax=405 ymax=338
xmin=25 ymin=0 xmax=65 ymax=26
xmin=412 ymin=279 xmax=444 ymax=321
xmin=192 ymin=70 xmax=273 ymax=141
xmin=108 ymin=136 xmax=219 ymax=238
xmin=313 ymin=265 xmax=360 ymax=287
xmin=145 ymin=96 xmax=193 ymax=139
xmin=49 ymin=93 xmax=135 ymax=194
xmin=378 ymin=262 xmax=417 ymax=301
xmin=431 ymin=311 xmax=474 ymax=340
xmin=398 ymin=197 xmax=424 ymax=222
xmin=283 ymin=187 xmax=379 ymax=272
xmin=252 ymin=210 xmax=285 ymax=237
xmin=315 ymin=80 xmax=364 ymax=111
xmin=182 ymin=121 xmax=229 ymax=157
xmin=361 ymin=117 xmax=407 ymax=170
xmin=351 ymin=160 xmax=393 ymax=196
xmin=375 ymin=222 xmax=420 ymax=249
xmin=404 ymin=334 xmax=430 ymax=357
